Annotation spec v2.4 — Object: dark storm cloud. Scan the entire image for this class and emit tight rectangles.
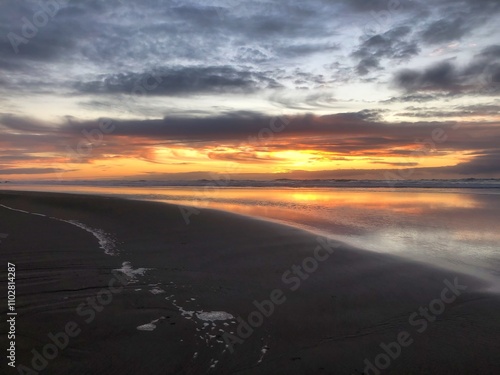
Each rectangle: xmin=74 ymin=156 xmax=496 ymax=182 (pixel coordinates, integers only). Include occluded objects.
xmin=416 ymin=0 xmax=500 ymax=45
xmin=452 ymin=152 xmax=500 ymax=175
xmin=350 ymin=109 xmax=389 ymax=121
xmin=0 ymin=1 xmax=93 ymax=66
xmin=339 ymin=0 xmax=413 ymax=13
xmin=1 ymin=0 xmax=498 ymax=100
xmin=2 ymin=110 xmax=500 ymax=178
xmin=345 ymin=0 xmax=500 ymax=83
xmin=343 ymin=0 xmax=497 ymax=14
xmin=345 ymin=0 xmax=392 ymax=12
xmin=0 ymin=167 xmax=65 ymax=175
xmin=74 ymin=66 xmax=283 ymax=96
xmin=420 ymin=18 xmax=472 ymax=45
xmin=394 ymin=45 xmax=500 ymax=94
xmin=355 ymin=56 xmax=381 ymax=76
xmin=351 ymin=26 xmax=420 ymax=75
xmin=0 ymin=114 xmax=53 ymax=133
xmin=0 ymin=0 xmax=338 ymax=94
xmin=130 ymin=1 xmax=336 ymax=63
xmin=233 ymin=47 xmax=271 ymax=64
xmin=222 ymin=2 xmax=330 ymax=39
xmin=0 ymin=0 xmax=347 ymax=98
xmin=274 ymin=42 xmax=340 ymax=59
xmin=3 ymin=111 xmax=500 ymax=154
xmin=73 ymin=114 xmax=500 ymax=158
xmin=396 ymin=61 xmax=457 ymax=92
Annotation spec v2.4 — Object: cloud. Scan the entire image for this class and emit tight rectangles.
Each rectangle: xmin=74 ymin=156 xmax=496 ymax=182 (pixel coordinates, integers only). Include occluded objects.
xmin=1 ymin=0 xmax=498 ymax=105
xmin=381 ymin=94 xmax=439 ymax=103
xmin=395 ymin=61 xmax=457 ymax=92
xmin=351 ymin=26 xmax=420 ymax=75
xmin=341 ymin=0 xmax=405 ymax=13
xmin=74 ymin=66 xmax=283 ymax=96
xmin=451 ymin=152 xmax=500 ymax=175
xmin=420 ymin=18 xmax=471 ymax=45
xmin=269 ymin=90 xmax=337 ymax=110
xmin=371 ymin=161 xmax=419 ymax=167
xmin=1 ymin=109 xmax=500 ymax=178
xmin=274 ymin=42 xmax=340 ymax=59
xmin=2 ymin=111 xmax=500 ymax=157
xmin=393 ymin=44 xmax=500 ymax=94
xmin=0 ymin=167 xmax=67 ymax=175
xmin=397 ymin=103 xmax=500 ymax=118
xmin=0 ymin=0 xmax=499 ymax=181
xmin=207 ymin=150 xmax=279 ymax=163
xmin=0 ymin=1 xmax=91 ymax=67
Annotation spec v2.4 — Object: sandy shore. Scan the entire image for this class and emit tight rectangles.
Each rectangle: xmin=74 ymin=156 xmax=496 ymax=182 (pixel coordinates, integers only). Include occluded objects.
xmin=0 ymin=190 xmax=499 ymax=374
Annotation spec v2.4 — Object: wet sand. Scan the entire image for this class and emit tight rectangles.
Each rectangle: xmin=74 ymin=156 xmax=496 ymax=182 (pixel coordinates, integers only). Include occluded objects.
xmin=1 ymin=190 xmax=499 ymax=374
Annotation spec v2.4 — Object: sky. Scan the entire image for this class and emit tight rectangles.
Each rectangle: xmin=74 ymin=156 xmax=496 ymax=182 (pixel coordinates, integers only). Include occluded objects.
xmin=0 ymin=0 xmax=499 ymax=181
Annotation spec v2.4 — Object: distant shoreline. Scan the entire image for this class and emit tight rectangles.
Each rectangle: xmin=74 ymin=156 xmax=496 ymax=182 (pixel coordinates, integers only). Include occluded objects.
xmin=3 ymin=178 xmax=500 ymax=189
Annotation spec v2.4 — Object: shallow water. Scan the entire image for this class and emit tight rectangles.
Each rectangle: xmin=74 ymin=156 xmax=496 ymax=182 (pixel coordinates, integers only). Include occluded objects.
xmin=2 ymin=184 xmax=499 ymax=282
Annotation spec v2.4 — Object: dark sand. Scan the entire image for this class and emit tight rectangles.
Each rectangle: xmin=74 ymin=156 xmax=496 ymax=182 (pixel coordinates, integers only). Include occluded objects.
xmin=1 ymin=190 xmax=499 ymax=374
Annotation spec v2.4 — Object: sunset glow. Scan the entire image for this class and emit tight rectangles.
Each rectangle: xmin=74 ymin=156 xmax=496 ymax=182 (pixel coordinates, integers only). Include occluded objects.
xmin=0 ymin=1 xmax=499 ymax=181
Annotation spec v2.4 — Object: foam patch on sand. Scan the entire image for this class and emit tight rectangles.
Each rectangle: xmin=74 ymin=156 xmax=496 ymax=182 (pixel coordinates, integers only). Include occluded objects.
xmin=115 ymin=261 xmax=150 ymax=283
xmin=209 ymin=359 xmax=219 ymax=369
xmin=60 ymin=219 xmax=118 ymax=256
xmin=258 ymin=344 xmax=270 ymax=364
xmin=196 ymin=311 xmax=234 ymax=322
xmin=171 ymin=300 xmax=195 ymax=318
xmin=165 ymin=296 xmax=237 ymax=352
xmin=170 ymin=299 xmax=234 ymax=323
xmin=149 ymin=286 xmax=165 ymax=294
xmin=137 ymin=317 xmax=164 ymax=331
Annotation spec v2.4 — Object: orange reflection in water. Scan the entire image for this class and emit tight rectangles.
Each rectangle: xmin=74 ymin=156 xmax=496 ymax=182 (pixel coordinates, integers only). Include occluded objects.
xmin=0 ymin=185 xmax=489 ymax=235
xmin=0 ymin=184 xmax=485 ymax=211
xmin=2 ymin=184 xmax=499 ymax=286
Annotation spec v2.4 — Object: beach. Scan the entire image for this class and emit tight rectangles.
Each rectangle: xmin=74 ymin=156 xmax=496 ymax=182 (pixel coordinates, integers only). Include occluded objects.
xmin=1 ymin=190 xmax=500 ymax=374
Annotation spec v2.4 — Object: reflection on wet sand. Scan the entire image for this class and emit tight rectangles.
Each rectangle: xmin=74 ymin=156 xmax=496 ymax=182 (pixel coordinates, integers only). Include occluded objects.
xmin=2 ymin=185 xmax=499 ymax=281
